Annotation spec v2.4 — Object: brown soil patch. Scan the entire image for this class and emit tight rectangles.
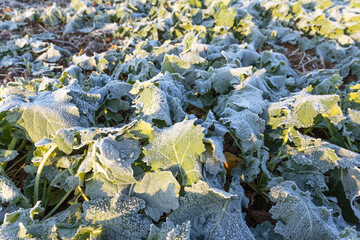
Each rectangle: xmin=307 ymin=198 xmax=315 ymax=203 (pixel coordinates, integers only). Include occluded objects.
xmin=243 ymin=183 xmax=275 ymax=227
xmin=279 ymin=43 xmax=336 ymax=75
xmin=340 ymin=75 xmax=357 ymax=90
xmin=64 ymin=33 xmax=114 ymax=56
xmin=0 ymin=20 xmax=65 ymax=43
xmin=7 ymin=156 xmax=29 ymax=193
xmin=186 ymin=105 xmax=207 ymax=120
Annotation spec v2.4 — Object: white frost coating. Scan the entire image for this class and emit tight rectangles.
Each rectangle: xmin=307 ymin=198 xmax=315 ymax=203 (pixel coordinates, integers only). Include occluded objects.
xmin=1 ymin=83 xmax=100 ymax=142
xmin=269 ymin=180 xmax=340 ymax=240
xmin=342 ymin=167 xmax=360 ymax=221
xmin=0 ymin=176 xmax=26 ymax=203
xmin=215 ymin=84 xmax=267 ymax=115
xmin=348 ymin=108 xmax=360 ymax=124
xmin=287 ymin=131 xmax=360 ymax=173
xmin=143 ymin=119 xmax=205 ymax=185
xmin=37 ymin=44 xmax=62 ymax=63
xmin=134 ymin=171 xmax=180 ymax=221
xmin=269 ymin=91 xmax=344 ymax=129
xmin=82 ymin=195 xmax=151 ymax=239
xmin=147 ymin=220 xmax=191 ymax=240
xmin=97 ymin=137 xmax=140 ymax=184
xmin=133 ymin=82 xmax=172 ymax=125
xmin=168 ymin=181 xmax=255 ymax=240
xmin=220 ymin=108 xmax=265 ymax=152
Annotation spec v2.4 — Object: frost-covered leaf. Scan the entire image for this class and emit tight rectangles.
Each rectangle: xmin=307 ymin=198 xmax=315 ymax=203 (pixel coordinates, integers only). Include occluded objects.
xmin=131 ymin=82 xmax=172 ymax=126
xmin=220 ymin=108 xmax=265 ymax=152
xmin=0 ymin=175 xmax=28 ymax=205
xmin=41 ymin=4 xmax=64 ymax=26
xmin=37 ymin=44 xmax=62 ymax=63
xmin=0 ymin=21 xmax=18 ymax=31
xmin=269 ymin=92 xmax=344 ymax=129
xmin=230 ymin=148 xmax=269 ymax=183
xmin=0 ymin=202 xmax=56 ymax=239
xmin=257 ymin=51 xmax=297 ymax=77
xmin=195 ymin=66 xmax=252 ymax=94
xmin=153 ymin=72 xmax=187 ymax=123
xmin=215 ymin=84 xmax=267 ymax=115
xmin=201 ymin=111 xmax=228 ymax=137
xmin=0 ymin=150 xmax=18 ymax=164
xmin=2 ymin=82 xmax=100 ymax=142
xmin=143 ymin=119 xmax=205 ymax=186
xmin=286 ymin=130 xmax=360 ymax=173
xmin=348 ymin=109 xmax=360 ymax=125
xmin=147 ymin=220 xmax=190 ymax=240
xmin=341 ymin=167 xmax=360 ymax=221
xmin=168 ymin=181 xmax=255 ymax=240
xmin=85 ymin=173 xmax=129 ymax=199
xmin=269 ymin=179 xmax=341 ymax=240
xmin=82 ymin=195 xmax=152 ymax=239
xmin=278 ymin=160 xmax=328 ymax=192
xmin=134 ymin=171 xmax=180 ymax=221
xmin=214 ymin=4 xmax=236 ymax=27
xmin=72 ymin=55 xmax=97 ymax=70
xmin=97 ymin=137 xmax=140 ymax=184
xmin=294 ymin=70 xmax=342 ymax=93
xmin=250 ymin=221 xmax=283 ymax=240
xmin=161 ymin=54 xmax=192 ymax=74
xmin=53 ymin=129 xmax=74 ymax=155
xmin=201 ymin=141 xmax=226 ymax=189
xmin=64 ymin=18 xmax=95 ymax=34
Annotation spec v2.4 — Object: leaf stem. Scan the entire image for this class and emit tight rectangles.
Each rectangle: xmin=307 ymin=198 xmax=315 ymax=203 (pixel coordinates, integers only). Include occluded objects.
xmin=6 ymin=154 xmax=27 ymax=174
xmin=0 ymin=164 xmax=7 ymax=178
xmin=270 ymin=127 xmax=292 ymax=172
xmin=247 ymin=182 xmax=269 ymax=199
xmin=41 ymin=179 xmax=48 ymax=207
xmin=324 ymin=118 xmax=334 ymax=137
xmin=34 ymin=145 xmax=57 ymax=205
xmin=8 ymin=138 xmax=18 ymax=150
xmin=346 ymin=135 xmax=355 ymax=152
xmin=76 ymin=186 xmax=90 ymax=201
xmin=128 ymin=183 xmax=135 ymax=197
xmin=16 ymin=139 xmax=27 ymax=152
xmin=43 ymin=188 xmax=73 ymax=220
xmin=43 ymin=184 xmax=52 ymax=209
xmin=228 ymin=131 xmax=245 ymax=156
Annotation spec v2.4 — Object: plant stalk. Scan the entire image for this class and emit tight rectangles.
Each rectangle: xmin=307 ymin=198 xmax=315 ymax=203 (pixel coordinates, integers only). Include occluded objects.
xmin=34 ymin=145 xmax=57 ymax=205
xmin=43 ymin=188 xmax=73 ymax=220
xmin=324 ymin=118 xmax=334 ymax=137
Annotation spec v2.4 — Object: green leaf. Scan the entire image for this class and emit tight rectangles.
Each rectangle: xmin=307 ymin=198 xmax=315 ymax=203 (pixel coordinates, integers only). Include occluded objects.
xmin=342 ymin=167 xmax=360 ymax=221
xmin=0 ymin=150 xmax=18 ymax=164
xmin=147 ymin=220 xmax=190 ymax=240
xmin=6 ymin=83 xmax=100 ymax=143
xmin=132 ymin=82 xmax=172 ymax=126
xmin=269 ymin=179 xmax=340 ymax=240
xmin=168 ymin=181 xmax=255 ymax=240
xmin=143 ymin=119 xmax=205 ymax=186
xmin=220 ymin=108 xmax=265 ymax=152
xmin=134 ymin=171 xmax=180 ymax=221
xmin=82 ymin=195 xmax=152 ymax=239
xmin=214 ymin=6 xmax=236 ymax=27
xmin=269 ymin=92 xmax=344 ymax=129
xmin=53 ymin=129 xmax=74 ymax=155
xmin=0 ymin=175 xmax=28 ymax=205
xmin=97 ymin=137 xmax=140 ymax=184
